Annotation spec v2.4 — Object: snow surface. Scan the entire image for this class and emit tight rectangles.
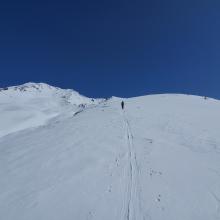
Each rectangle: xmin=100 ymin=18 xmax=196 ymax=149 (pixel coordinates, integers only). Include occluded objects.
xmin=0 ymin=83 xmax=220 ymax=220
xmin=0 ymin=83 xmax=102 ymax=138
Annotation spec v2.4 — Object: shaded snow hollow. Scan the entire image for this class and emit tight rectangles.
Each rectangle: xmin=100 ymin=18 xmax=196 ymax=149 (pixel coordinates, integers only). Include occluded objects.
xmin=0 ymin=83 xmax=220 ymax=220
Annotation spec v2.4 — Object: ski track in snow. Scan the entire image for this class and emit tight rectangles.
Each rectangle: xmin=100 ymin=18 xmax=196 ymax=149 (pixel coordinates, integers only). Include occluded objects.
xmin=209 ymin=192 xmax=220 ymax=219
xmin=122 ymin=110 xmax=146 ymax=220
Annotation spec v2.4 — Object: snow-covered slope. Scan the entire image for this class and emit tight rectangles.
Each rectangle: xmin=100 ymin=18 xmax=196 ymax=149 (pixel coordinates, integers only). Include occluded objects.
xmin=0 ymin=85 xmax=220 ymax=220
xmin=0 ymin=83 xmax=101 ymax=138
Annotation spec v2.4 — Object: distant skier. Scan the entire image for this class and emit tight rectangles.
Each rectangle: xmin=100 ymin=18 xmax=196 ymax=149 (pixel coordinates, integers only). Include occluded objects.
xmin=121 ymin=101 xmax=124 ymax=110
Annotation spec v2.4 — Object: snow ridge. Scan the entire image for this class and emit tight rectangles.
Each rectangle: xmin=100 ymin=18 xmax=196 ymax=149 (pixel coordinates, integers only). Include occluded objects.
xmin=0 ymin=82 xmax=103 ymax=138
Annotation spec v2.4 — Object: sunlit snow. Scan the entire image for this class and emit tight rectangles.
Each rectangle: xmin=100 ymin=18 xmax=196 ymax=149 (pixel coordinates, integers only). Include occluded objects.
xmin=0 ymin=83 xmax=220 ymax=220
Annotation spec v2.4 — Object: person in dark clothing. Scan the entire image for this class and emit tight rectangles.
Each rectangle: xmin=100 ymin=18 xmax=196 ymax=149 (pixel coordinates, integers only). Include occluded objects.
xmin=121 ymin=101 xmax=124 ymax=109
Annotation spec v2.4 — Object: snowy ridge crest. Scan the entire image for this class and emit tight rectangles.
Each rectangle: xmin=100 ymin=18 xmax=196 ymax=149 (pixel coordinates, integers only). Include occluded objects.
xmin=0 ymin=82 xmax=102 ymax=106
xmin=0 ymin=82 xmax=104 ymax=138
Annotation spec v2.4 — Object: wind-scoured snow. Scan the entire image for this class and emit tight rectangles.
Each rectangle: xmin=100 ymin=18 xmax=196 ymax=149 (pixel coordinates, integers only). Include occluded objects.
xmin=0 ymin=84 xmax=220 ymax=220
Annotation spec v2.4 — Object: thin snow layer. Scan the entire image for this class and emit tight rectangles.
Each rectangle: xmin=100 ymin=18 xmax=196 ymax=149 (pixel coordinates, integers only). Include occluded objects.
xmin=0 ymin=93 xmax=220 ymax=220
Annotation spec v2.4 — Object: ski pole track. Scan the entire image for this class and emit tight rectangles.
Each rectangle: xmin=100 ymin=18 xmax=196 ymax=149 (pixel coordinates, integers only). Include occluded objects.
xmin=123 ymin=111 xmax=146 ymax=220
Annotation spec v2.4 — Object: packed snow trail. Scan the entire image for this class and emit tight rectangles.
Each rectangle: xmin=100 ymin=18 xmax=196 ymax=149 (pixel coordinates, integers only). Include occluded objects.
xmin=122 ymin=108 xmax=146 ymax=220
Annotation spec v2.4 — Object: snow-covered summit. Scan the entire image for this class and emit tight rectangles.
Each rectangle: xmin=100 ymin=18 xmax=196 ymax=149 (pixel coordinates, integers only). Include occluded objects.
xmin=0 ymin=82 xmax=100 ymax=105
xmin=0 ymin=82 xmax=103 ymax=138
xmin=0 ymin=83 xmax=220 ymax=220
xmin=1 ymin=82 xmax=57 ymax=92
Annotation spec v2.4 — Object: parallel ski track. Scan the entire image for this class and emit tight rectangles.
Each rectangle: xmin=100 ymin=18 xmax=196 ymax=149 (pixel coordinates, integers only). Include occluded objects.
xmin=123 ymin=110 xmax=146 ymax=220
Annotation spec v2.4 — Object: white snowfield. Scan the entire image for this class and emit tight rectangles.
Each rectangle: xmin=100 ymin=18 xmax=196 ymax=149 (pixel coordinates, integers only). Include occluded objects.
xmin=0 ymin=83 xmax=101 ymax=138
xmin=0 ymin=83 xmax=220 ymax=220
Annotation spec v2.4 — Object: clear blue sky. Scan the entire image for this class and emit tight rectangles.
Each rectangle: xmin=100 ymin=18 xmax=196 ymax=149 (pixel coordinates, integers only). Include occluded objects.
xmin=0 ymin=0 xmax=220 ymax=98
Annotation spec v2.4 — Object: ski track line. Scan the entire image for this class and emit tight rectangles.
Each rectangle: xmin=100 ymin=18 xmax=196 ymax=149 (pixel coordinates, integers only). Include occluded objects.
xmin=122 ymin=111 xmax=146 ymax=220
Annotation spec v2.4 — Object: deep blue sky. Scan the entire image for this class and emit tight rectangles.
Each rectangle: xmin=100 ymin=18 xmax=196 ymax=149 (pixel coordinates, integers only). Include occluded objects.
xmin=0 ymin=0 xmax=220 ymax=98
